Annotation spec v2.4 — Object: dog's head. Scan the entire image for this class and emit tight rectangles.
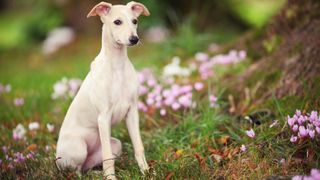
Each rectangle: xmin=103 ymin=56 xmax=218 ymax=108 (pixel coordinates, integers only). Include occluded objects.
xmin=87 ymin=1 xmax=150 ymax=47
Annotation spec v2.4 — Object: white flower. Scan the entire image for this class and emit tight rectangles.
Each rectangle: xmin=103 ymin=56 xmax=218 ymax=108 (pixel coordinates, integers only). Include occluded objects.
xmin=28 ymin=122 xmax=40 ymax=131
xmin=51 ymin=77 xmax=82 ymax=100
xmin=51 ymin=78 xmax=68 ymax=99
xmin=13 ymin=124 xmax=26 ymax=140
xmin=269 ymin=120 xmax=279 ymax=128
xmin=162 ymin=57 xmax=192 ymax=78
xmin=46 ymin=123 xmax=55 ymax=133
xmin=195 ymin=52 xmax=209 ymax=62
xmin=42 ymin=27 xmax=75 ymax=55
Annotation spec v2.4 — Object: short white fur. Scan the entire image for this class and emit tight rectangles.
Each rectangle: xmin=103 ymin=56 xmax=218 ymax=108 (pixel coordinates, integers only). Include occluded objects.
xmin=55 ymin=2 xmax=150 ymax=179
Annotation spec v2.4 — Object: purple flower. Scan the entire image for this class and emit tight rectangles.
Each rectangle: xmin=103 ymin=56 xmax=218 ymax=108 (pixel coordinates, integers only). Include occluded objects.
xmin=2 ymin=146 xmax=8 ymax=154
xmin=292 ymin=169 xmax=320 ymax=180
xmin=290 ymin=135 xmax=298 ymax=143
xmin=292 ymin=176 xmax=303 ymax=180
xmin=292 ymin=124 xmax=299 ymax=132
xmin=309 ymin=130 xmax=315 ymax=139
xmin=246 ymin=129 xmax=255 ymax=138
xmin=14 ymin=152 xmax=25 ymax=163
xmin=13 ymin=98 xmax=24 ymax=107
xmin=287 ymin=116 xmax=295 ymax=127
xmin=298 ymin=126 xmax=308 ymax=138
xmin=310 ymin=111 xmax=318 ymax=122
xmin=310 ymin=169 xmax=320 ymax=179
xmin=295 ymin=109 xmax=302 ymax=116
xmin=240 ymin=144 xmax=246 ymax=152
xmin=26 ymin=152 xmax=34 ymax=159
xmin=316 ymin=127 xmax=320 ymax=134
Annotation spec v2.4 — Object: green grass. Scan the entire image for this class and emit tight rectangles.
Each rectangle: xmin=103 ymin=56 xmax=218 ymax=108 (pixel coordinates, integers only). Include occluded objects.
xmin=0 ymin=29 xmax=319 ymax=179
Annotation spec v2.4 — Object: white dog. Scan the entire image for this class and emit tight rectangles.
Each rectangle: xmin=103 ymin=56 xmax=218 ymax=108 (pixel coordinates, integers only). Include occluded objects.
xmin=56 ymin=1 xmax=150 ymax=179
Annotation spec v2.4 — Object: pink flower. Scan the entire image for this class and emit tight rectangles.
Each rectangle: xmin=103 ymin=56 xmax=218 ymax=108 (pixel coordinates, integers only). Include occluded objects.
xmin=146 ymin=98 xmax=154 ymax=106
xmin=209 ymin=95 xmax=218 ymax=107
xmin=287 ymin=116 xmax=295 ymax=127
xmin=290 ymin=135 xmax=298 ymax=143
xmin=309 ymin=129 xmax=315 ymax=138
xmin=239 ymin=50 xmax=247 ymax=59
xmin=138 ymin=86 xmax=148 ymax=95
xmin=310 ymin=169 xmax=320 ymax=179
xmin=26 ymin=153 xmax=34 ymax=159
xmin=178 ymin=95 xmax=192 ymax=108
xmin=240 ymin=145 xmax=246 ymax=152
xmin=171 ymin=102 xmax=181 ymax=111
xmin=164 ymin=96 xmax=175 ymax=106
xmin=45 ymin=145 xmax=51 ymax=152
xmin=180 ymin=85 xmax=193 ymax=94
xmin=13 ymin=98 xmax=24 ymax=107
xmin=12 ymin=124 xmax=26 ymax=140
xmin=316 ymin=127 xmax=320 ymax=134
xmin=138 ymin=101 xmax=148 ymax=112
xmin=160 ymin=109 xmax=166 ymax=116
xmin=295 ymin=109 xmax=301 ymax=116
xmin=147 ymin=79 xmax=157 ymax=87
xmin=246 ymin=129 xmax=255 ymax=138
xmin=195 ymin=52 xmax=209 ymax=62
xmin=310 ymin=111 xmax=318 ymax=122
xmin=292 ymin=124 xmax=299 ymax=132
xmin=194 ymin=82 xmax=204 ymax=91
xmin=298 ymin=126 xmax=308 ymax=138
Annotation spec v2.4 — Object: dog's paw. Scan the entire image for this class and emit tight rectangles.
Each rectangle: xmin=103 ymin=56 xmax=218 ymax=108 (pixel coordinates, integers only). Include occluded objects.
xmin=103 ymin=174 xmax=117 ymax=180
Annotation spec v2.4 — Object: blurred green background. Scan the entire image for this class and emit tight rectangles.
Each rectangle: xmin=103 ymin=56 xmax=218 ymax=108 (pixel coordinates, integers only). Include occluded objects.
xmin=0 ymin=0 xmax=284 ymax=50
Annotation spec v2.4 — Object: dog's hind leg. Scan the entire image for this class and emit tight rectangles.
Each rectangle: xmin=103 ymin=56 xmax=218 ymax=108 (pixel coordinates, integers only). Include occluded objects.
xmin=82 ymin=137 xmax=122 ymax=171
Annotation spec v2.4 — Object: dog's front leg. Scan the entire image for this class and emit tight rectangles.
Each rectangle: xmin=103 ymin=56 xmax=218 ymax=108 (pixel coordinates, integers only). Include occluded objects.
xmin=126 ymin=106 xmax=149 ymax=174
xmin=97 ymin=112 xmax=116 ymax=180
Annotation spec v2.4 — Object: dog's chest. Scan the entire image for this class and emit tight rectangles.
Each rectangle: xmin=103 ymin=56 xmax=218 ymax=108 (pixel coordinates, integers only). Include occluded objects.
xmin=109 ymin=70 xmax=138 ymax=124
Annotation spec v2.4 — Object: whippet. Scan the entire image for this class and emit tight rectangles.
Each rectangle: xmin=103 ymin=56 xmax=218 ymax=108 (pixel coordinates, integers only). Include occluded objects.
xmin=56 ymin=1 xmax=150 ymax=179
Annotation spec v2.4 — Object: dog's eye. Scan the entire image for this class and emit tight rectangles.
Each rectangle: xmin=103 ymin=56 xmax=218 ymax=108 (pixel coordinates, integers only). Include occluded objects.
xmin=113 ymin=20 xmax=122 ymax=25
xmin=132 ymin=19 xmax=138 ymax=25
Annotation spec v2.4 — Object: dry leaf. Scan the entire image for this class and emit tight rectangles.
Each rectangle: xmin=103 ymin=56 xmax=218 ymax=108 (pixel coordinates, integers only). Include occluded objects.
xmin=217 ymin=136 xmax=230 ymax=145
xmin=212 ymin=154 xmax=223 ymax=163
xmin=165 ymin=172 xmax=174 ymax=180
xmin=27 ymin=144 xmax=37 ymax=152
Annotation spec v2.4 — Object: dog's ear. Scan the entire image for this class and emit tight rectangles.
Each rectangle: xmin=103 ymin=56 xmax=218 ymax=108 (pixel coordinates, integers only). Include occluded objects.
xmin=127 ymin=1 xmax=150 ymax=17
xmin=87 ymin=2 xmax=112 ymax=18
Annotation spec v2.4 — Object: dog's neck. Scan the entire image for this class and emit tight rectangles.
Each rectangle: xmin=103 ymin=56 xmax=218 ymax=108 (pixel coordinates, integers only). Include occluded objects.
xmin=100 ymin=25 xmax=128 ymax=64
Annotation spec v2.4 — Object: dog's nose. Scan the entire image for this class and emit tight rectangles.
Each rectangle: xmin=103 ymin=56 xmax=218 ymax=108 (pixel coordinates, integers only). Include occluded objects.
xmin=129 ymin=36 xmax=139 ymax=45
